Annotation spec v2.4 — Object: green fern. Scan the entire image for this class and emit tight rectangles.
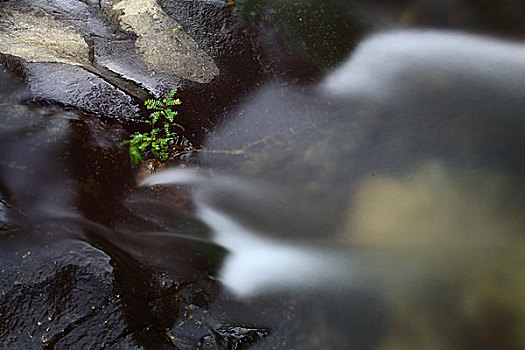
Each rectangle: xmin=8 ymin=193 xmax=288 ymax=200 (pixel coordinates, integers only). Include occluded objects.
xmin=124 ymin=89 xmax=184 ymax=166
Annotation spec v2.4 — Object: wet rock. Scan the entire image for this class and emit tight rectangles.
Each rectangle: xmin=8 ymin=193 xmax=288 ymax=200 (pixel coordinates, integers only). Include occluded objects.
xmin=109 ymin=0 xmax=220 ymax=84
xmin=198 ymin=325 xmax=270 ymax=349
xmin=0 ymin=7 xmax=91 ymax=68
xmin=0 ymin=240 xmax=126 ymax=349
xmin=0 ymin=68 xmax=379 ymax=349
xmin=25 ymin=62 xmax=141 ymax=121
xmin=16 ymin=0 xmax=119 ymax=39
xmin=92 ymin=36 xmax=182 ymax=98
xmin=0 ymin=194 xmax=10 ymax=232
xmin=0 ymin=72 xmax=212 ymax=348
xmin=0 ymin=67 xmax=131 ymax=224
xmin=0 ymin=6 xmax=143 ymax=121
xmin=0 ymin=0 xmax=321 ymax=138
xmin=0 ymin=1 xmax=222 ymax=122
xmin=237 ymin=0 xmax=368 ymax=69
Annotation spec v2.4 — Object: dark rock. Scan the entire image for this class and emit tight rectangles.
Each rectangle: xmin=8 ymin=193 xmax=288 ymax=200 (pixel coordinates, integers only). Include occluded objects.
xmin=25 ymin=62 xmax=142 ymax=121
xmin=198 ymin=326 xmax=270 ymax=349
xmin=0 ymin=239 xmax=125 ymax=349
xmin=240 ymin=0 xmax=368 ymax=69
xmin=0 ymin=1 xmax=220 ymax=124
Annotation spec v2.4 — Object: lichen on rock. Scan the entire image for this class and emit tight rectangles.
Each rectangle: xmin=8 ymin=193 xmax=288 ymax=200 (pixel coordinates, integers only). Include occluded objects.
xmin=111 ymin=0 xmax=220 ymax=83
xmin=0 ymin=7 xmax=91 ymax=68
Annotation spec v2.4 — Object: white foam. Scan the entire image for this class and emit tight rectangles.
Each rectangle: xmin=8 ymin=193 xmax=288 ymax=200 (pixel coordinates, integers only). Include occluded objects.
xmin=141 ymin=167 xmax=353 ymax=297
xmin=140 ymin=167 xmax=207 ymax=187
xmin=197 ymin=205 xmax=351 ymax=297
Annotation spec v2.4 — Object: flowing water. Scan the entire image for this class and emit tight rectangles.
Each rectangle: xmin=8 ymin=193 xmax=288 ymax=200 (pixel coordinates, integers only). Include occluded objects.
xmin=143 ymin=29 xmax=525 ymax=349
xmin=1 ymin=0 xmax=525 ymax=349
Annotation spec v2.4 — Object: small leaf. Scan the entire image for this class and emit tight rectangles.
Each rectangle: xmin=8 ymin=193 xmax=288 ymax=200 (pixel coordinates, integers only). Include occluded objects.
xmin=165 ymin=109 xmax=175 ymax=122
xmin=152 ymin=149 xmax=160 ymax=160
xmin=168 ymin=98 xmax=181 ymax=106
xmin=128 ymin=143 xmax=145 ymax=166
xmin=167 ymin=89 xmax=177 ymax=101
xmin=173 ymin=122 xmax=185 ymax=131
xmin=145 ymin=99 xmax=165 ymax=111
xmin=164 ymin=123 xmax=173 ymax=137
xmin=151 ymin=111 xmax=161 ymax=124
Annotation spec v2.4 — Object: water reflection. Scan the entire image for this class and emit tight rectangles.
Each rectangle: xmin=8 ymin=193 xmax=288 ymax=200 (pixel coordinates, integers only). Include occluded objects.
xmin=145 ymin=29 xmax=525 ymax=349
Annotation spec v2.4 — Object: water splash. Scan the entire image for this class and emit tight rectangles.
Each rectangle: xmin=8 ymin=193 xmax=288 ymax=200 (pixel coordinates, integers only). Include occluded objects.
xmin=142 ymin=168 xmax=356 ymax=297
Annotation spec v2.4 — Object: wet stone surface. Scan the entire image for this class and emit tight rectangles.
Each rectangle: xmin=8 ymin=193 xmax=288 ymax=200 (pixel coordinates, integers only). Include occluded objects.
xmin=5 ymin=1 xmax=525 ymax=349
xmin=0 ymin=68 xmax=327 ymax=349
xmin=110 ymin=0 xmax=220 ymax=84
xmin=0 ymin=0 xmax=354 ymax=146
xmin=24 ymin=62 xmax=141 ymax=122
xmin=0 ymin=0 xmax=325 ymax=136
xmin=0 ymin=0 xmax=235 ymax=126
xmin=197 ymin=326 xmax=271 ymax=349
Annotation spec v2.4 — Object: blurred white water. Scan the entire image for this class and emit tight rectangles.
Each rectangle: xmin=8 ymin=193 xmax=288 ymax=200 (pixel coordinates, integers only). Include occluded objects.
xmin=321 ymin=30 xmax=525 ymax=100
xmin=143 ymin=29 xmax=525 ymax=349
xmin=142 ymin=168 xmax=357 ymax=297
xmin=144 ymin=28 xmax=525 ymax=292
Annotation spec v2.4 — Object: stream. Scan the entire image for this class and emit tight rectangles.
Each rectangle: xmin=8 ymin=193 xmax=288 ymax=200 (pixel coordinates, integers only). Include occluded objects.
xmin=1 ymin=0 xmax=525 ymax=349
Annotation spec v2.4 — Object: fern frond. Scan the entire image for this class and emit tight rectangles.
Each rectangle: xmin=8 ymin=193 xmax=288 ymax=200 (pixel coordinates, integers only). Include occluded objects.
xmin=166 ymin=89 xmax=178 ymax=101
xmin=167 ymin=98 xmax=181 ymax=106
xmin=131 ymin=131 xmax=146 ymax=138
xmin=159 ymin=151 xmax=168 ymax=161
xmin=144 ymin=99 xmax=164 ymax=110
xmin=151 ymin=149 xmax=160 ymax=160
xmin=150 ymin=128 xmax=160 ymax=137
xmin=129 ymin=146 xmax=144 ymax=166
xmin=138 ymin=142 xmax=150 ymax=151
xmin=165 ymin=109 xmax=175 ymax=122
xmin=125 ymin=88 xmax=184 ymax=166
xmin=164 ymin=123 xmax=173 ymax=137
xmin=150 ymin=110 xmax=162 ymax=124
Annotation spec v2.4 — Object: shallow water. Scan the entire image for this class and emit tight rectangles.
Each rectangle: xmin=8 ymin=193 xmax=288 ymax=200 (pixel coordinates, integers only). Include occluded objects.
xmin=1 ymin=0 xmax=525 ymax=349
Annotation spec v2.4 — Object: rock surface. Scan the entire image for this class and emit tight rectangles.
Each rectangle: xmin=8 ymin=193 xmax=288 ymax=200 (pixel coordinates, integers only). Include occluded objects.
xmin=0 ymin=0 xmax=223 ymax=122
xmin=25 ymin=62 xmax=141 ymax=121
xmin=0 ymin=0 xmax=326 ymax=133
xmin=0 ymin=7 xmax=91 ymax=68
xmin=110 ymin=0 xmax=220 ymax=83
xmin=0 ymin=69 xmax=303 ymax=349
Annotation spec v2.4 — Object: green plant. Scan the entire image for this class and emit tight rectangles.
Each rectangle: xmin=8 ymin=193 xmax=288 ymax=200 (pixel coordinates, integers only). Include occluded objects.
xmin=123 ymin=89 xmax=183 ymax=166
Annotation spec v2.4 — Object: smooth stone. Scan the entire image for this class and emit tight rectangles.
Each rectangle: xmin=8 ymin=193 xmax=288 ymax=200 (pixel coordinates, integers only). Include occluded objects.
xmin=24 ymin=62 xmax=141 ymax=121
